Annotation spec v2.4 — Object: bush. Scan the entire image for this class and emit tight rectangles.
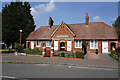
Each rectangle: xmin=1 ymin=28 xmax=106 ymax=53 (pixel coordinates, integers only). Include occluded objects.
xmin=24 ymin=48 xmax=42 ymax=55
xmin=96 ymin=49 xmax=98 ymax=52
xmin=109 ymin=54 xmax=119 ymax=61
xmin=65 ymin=53 xmax=71 ymax=58
xmin=14 ymin=43 xmax=24 ymax=53
xmin=60 ymin=52 xmax=65 ymax=57
xmin=111 ymin=50 xmax=116 ymax=55
xmin=76 ymin=51 xmax=84 ymax=58
xmin=115 ymin=47 xmax=120 ymax=56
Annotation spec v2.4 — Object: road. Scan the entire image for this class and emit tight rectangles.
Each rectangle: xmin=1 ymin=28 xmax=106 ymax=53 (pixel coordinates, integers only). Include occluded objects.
xmin=2 ymin=63 xmax=118 ymax=79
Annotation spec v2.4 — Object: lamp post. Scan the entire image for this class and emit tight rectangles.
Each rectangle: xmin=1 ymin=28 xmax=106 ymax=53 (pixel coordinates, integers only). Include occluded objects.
xmin=20 ymin=29 xmax=22 ymax=44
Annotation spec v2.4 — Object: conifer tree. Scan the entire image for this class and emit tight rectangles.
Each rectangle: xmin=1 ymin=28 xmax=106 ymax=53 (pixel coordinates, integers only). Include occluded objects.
xmin=2 ymin=1 xmax=36 ymax=47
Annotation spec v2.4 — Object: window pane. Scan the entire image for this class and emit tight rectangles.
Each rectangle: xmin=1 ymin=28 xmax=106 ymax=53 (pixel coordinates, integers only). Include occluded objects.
xmin=36 ymin=41 xmax=40 ymax=47
xmin=91 ymin=40 xmax=93 ymax=47
xmin=95 ymin=40 xmax=98 ymax=49
xmin=76 ymin=40 xmax=78 ymax=47
xmin=79 ymin=40 xmax=81 ymax=47
xmin=49 ymin=41 xmax=51 ymax=47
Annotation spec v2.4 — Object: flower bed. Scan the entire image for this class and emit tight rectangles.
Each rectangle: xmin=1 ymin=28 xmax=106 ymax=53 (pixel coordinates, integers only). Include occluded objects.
xmin=109 ymin=50 xmax=119 ymax=61
xmin=24 ymin=49 xmax=42 ymax=55
xmin=54 ymin=51 xmax=85 ymax=59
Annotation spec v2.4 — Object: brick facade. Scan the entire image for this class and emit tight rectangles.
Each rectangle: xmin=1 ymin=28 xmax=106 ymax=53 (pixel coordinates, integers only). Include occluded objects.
xmin=26 ymin=21 xmax=118 ymax=53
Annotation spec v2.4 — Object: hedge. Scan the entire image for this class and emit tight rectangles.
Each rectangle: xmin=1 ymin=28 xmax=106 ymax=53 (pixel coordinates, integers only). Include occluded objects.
xmin=24 ymin=49 xmax=42 ymax=55
xmin=1 ymin=49 xmax=15 ymax=53
xmin=76 ymin=51 xmax=84 ymax=58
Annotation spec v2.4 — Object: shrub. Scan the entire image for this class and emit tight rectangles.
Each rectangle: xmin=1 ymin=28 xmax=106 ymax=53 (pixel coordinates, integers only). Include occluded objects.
xmin=60 ymin=52 xmax=65 ymax=57
xmin=115 ymin=47 xmax=120 ymax=56
xmin=14 ymin=43 xmax=24 ymax=53
xmin=24 ymin=48 xmax=42 ymax=55
xmin=24 ymin=48 xmax=31 ymax=54
xmin=111 ymin=50 xmax=116 ymax=55
xmin=76 ymin=51 xmax=84 ymax=58
xmin=96 ymin=49 xmax=98 ymax=52
xmin=65 ymin=53 xmax=72 ymax=58
xmin=82 ymin=40 xmax=87 ymax=48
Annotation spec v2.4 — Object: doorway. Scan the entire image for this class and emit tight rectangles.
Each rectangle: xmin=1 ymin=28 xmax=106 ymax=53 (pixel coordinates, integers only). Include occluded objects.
xmin=60 ymin=42 xmax=65 ymax=51
xmin=28 ymin=42 xmax=30 ymax=48
xmin=111 ymin=42 xmax=116 ymax=50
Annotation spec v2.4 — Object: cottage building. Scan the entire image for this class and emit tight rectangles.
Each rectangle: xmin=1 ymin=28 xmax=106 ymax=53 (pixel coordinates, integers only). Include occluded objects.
xmin=26 ymin=13 xmax=118 ymax=54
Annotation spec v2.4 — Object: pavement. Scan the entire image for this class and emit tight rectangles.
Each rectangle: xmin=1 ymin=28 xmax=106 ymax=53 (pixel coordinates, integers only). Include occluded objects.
xmin=2 ymin=53 xmax=118 ymax=68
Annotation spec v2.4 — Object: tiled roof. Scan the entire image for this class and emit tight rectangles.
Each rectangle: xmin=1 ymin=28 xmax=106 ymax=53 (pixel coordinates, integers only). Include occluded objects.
xmin=26 ymin=22 xmax=118 ymax=40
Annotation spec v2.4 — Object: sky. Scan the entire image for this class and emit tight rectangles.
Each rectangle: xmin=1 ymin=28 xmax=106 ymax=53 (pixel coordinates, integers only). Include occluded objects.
xmin=2 ymin=1 xmax=119 ymax=30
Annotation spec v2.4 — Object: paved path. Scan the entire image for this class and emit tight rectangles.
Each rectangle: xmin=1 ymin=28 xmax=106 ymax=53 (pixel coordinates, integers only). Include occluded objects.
xmin=2 ymin=53 xmax=118 ymax=68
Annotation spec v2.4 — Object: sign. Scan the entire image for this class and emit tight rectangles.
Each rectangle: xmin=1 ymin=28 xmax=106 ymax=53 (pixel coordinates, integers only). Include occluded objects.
xmin=56 ymin=35 xmax=69 ymax=37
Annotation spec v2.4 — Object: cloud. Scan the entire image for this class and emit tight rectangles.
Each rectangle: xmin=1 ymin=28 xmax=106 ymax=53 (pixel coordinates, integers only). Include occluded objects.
xmin=30 ymin=0 xmax=55 ymax=17
xmin=93 ymin=16 xmax=101 ymax=21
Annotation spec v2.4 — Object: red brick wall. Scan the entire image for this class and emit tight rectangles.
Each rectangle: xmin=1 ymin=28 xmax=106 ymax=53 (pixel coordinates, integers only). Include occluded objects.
xmin=65 ymin=40 xmax=67 ymax=51
xmin=108 ymin=41 xmax=111 ymax=52
xmin=116 ymin=42 xmax=118 ymax=48
xmin=58 ymin=40 xmax=60 ymax=51
xmin=52 ymin=23 xmax=74 ymax=38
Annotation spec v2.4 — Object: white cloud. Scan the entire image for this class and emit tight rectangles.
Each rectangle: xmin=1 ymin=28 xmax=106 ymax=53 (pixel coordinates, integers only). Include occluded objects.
xmin=30 ymin=0 xmax=55 ymax=17
xmin=93 ymin=16 xmax=101 ymax=21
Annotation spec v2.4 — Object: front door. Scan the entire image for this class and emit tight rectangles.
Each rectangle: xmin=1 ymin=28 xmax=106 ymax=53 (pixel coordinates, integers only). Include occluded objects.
xmin=67 ymin=40 xmax=71 ymax=51
xmin=54 ymin=40 xmax=58 ymax=50
xmin=31 ymin=41 xmax=34 ymax=49
xmin=102 ymin=41 xmax=108 ymax=53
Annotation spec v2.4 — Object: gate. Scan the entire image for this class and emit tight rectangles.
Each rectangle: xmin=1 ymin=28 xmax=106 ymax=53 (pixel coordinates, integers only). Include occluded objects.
xmin=45 ymin=50 xmax=51 ymax=57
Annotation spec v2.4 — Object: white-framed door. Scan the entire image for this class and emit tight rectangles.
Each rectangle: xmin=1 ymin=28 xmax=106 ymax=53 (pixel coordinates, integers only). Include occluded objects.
xmin=67 ymin=40 xmax=71 ymax=51
xmin=54 ymin=40 xmax=58 ymax=50
xmin=31 ymin=41 xmax=34 ymax=49
xmin=102 ymin=41 xmax=108 ymax=53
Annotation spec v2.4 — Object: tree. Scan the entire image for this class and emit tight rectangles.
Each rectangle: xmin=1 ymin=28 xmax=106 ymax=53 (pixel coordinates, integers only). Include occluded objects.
xmin=112 ymin=16 xmax=120 ymax=41
xmin=2 ymin=2 xmax=36 ymax=47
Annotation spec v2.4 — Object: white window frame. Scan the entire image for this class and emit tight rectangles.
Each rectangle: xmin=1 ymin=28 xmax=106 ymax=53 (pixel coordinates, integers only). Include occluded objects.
xmin=46 ymin=41 xmax=51 ymax=47
xmin=75 ymin=40 xmax=82 ymax=48
xmin=90 ymin=40 xmax=98 ymax=49
xmin=36 ymin=41 xmax=41 ymax=47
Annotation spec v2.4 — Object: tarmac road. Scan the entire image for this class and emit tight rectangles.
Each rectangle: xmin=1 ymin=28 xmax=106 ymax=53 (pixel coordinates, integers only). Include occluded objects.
xmin=2 ymin=63 xmax=118 ymax=79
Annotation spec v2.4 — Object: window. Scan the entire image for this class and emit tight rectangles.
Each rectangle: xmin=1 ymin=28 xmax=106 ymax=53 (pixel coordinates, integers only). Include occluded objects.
xmin=46 ymin=41 xmax=51 ymax=47
xmin=90 ymin=40 xmax=98 ymax=49
xmin=75 ymin=40 xmax=82 ymax=48
xmin=36 ymin=41 xmax=41 ymax=47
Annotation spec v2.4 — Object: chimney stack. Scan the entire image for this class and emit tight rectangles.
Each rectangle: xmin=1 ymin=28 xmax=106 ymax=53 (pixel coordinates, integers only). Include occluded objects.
xmin=85 ymin=13 xmax=89 ymax=25
xmin=49 ymin=17 xmax=54 ymax=28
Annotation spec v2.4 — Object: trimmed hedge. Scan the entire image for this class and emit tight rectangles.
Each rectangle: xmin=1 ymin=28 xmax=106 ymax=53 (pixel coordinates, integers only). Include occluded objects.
xmin=24 ymin=49 xmax=42 ymax=55
xmin=76 ymin=51 xmax=84 ymax=58
xmin=58 ymin=51 xmax=85 ymax=59
xmin=1 ymin=49 xmax=15 ymax=53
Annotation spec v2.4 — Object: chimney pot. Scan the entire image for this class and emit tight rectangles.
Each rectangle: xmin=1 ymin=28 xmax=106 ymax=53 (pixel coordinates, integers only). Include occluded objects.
xmin=85 ymin=13 xmax=89 ymax=25
xmin=49 ymin=17 xmax=54 ymax=28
